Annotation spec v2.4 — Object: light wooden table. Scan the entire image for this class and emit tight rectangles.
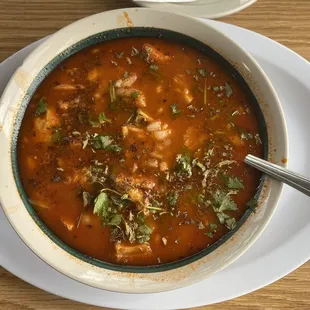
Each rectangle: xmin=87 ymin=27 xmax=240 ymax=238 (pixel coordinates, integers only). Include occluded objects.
xmin=0 ymin=1 xmax=309 ymax=309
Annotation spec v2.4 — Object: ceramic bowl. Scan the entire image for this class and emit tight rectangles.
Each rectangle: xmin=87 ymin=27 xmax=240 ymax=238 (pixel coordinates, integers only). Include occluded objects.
xmin=0 ymin=8 xmax=288 ymax=293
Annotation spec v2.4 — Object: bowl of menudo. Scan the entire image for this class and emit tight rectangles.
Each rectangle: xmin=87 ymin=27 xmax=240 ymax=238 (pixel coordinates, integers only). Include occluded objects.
xmin=0 ymin=8 xmax=288 ymax=293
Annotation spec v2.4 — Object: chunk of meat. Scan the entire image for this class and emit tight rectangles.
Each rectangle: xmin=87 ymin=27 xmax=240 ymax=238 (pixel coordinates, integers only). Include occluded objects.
xmin=66 ymin=169 xmax=89 ymax=187
xmin=88 ymin=68 xmax=100 ymax=82
xmin=33 ymin=108 xmax=59 ymax=143
xmin=114 ymin=73 xmax=137 ymax=88
xmin=122 ymin=125 xmax=146 ymax=139
xmin=116 ymin=88 xmax=146 ymax=107
xmin=115 ymin=173 xmax=156 ymax=192
xmin=58 ymin=97 xmax=81 ymax=110
xmin=229 ymin=135 xmax=244 ymax=147
xmin=172 ymin=74 xmax=194 ymax=103
xmin=54 ymin=84 xmax=84 ymax=90
xmin=114 ymin=173 xmax=157 ymax=206
xmin=27 ymin=156 xmax=37 ymax=170
xmin=184 ymin=126 xmax=208 ymax=151
xmin=115 ymin=243 xmax=152 ymax=263
xmin=142 ymin=44 xmax=171 ymax=64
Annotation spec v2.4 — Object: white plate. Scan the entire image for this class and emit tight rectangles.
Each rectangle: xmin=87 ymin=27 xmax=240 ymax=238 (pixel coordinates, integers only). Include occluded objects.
xmin=0 ymin=19 xmax=309 ymax=308
xmin=133 ymin=0 xmax=257 ymax=19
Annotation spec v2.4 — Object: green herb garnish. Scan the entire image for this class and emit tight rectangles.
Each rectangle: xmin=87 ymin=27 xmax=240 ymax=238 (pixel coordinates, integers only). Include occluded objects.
xmin=51 ymin=129 xmax=63 ymax=144
xmin=34 ymin=97 xmax=47 ymax=116
xmin=167 ymin=192 xmax=179 ymax=206
xmin=176 ymin=154 xmax=192 ymax=178
xmin=131 ymin=91 xmax=140 ymax=99
xmin=224 ymin=82 xmax=233 ymax=98
xmin=198 ymin=68 xmax=207 ymax=77
xmin=91 ymin=135 xmax=122 ymax=153
xmin=227 ymin=177 xmax=244 ymax=190
xmin=109 ymin=80 xmax=116 ymax=104
xmin=241 ymin=132 xmax=253 ymax=140
xmin=150 ymin=64 xmax=159 ymax=71
xmin=170 ymin=104 xmax=181 ymax=117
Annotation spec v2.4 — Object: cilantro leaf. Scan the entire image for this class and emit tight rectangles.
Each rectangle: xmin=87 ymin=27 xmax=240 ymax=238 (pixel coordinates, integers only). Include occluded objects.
xmin=176 ymin=154 xmax=192 ymax=178
xmin=93 ymin=192 xmax=110 ymax=219
xmin=137 ymin=224 xmax=153 ymax=244
xmin=209 ymin=223 xmax=217 ymax=231
xmin=99 ymin=112 xmax=110 ymax=124
xmin=51 ymin=129 xmax=63 ymax=144
xmin=107 ymin=214 xmax=122 ymax=226
xmin=34 ymin=97 xmax=47 ymax=116
xmin=167 ymin=191 xmax=179 ymax=206
xmin=170 ymin=104 xmax=182 ymax=117
xmin=91 ymin=135 xmax=122 ymax=153
xmin=89 ymin=112 xmax=111 ymax=127
xmin=246 ymin=197 xmax=258 ymax=210
xmin=241 ymin=132 xmax=253 ymax=140
xmin=225 ymin=217 xmax=236 ymax=230
xmin=131 ymin=91 xmax=140 ymax=99
xmin=82 ymin=191 xmax=91 ymax=207
xmin=198 ymin=68 xmax=207 ymax=77
xmin=224 ymin=82 xmax=233 ymax=98
xmin=227 ymin=177 xmax=244 ymax=189
xmin=213 ymin=191 xmax=238 ymax=212
xmin=150 ymin=64 xmax=159 ymax=71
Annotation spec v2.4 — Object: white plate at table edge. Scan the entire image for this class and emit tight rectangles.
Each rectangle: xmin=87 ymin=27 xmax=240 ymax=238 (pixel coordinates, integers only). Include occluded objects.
xmin=0 ymin=19 xmax=309 ymax=309
xmin=132 ymin=0 xmax=257 ymax=19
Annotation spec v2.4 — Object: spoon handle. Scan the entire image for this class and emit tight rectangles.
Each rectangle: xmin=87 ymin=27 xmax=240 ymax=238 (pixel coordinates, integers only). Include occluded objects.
xmin=244 ymin=154 xmax=310 ymax=197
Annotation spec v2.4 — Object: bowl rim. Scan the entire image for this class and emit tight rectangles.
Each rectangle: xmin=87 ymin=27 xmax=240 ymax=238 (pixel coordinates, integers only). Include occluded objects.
xmin=0 ymin=8 xmax=288 ymax=293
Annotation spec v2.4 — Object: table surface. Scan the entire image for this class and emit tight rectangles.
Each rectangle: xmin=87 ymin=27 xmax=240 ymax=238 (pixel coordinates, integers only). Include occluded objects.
xmin=0 ymin=0 xmax=309 ymax=309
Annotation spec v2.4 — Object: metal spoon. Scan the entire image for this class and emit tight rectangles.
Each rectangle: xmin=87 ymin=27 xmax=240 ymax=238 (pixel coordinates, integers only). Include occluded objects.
xmin=244 ymin=154 xmax=310 ymax=197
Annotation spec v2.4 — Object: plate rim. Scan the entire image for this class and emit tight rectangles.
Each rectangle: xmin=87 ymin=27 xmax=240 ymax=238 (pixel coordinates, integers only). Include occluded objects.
xmin=133 ymin=0 xmax=258 ymax=19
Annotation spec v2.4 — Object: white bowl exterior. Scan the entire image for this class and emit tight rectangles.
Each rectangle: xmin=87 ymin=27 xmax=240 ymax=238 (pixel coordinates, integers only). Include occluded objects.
xmin=0 ymin=8 xmax=288 ymax=293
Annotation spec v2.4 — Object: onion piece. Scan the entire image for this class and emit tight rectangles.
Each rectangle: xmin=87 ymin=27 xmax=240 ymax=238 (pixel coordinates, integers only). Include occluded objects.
xmin=152 ymin=129 xmax=171 ymax=141
xmin=147 ymin=121 xmax=162 ymax=132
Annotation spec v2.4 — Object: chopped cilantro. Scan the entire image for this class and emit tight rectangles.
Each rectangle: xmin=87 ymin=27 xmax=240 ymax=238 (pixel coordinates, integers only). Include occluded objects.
xmin=213 ymin=191 xmax=238 ymax=212
xmin=93 ymin=192 xmax=110 ymax=219
xmin=209 ymin=223 xmax=217 ymax=231
xmin=116 ymin=52 xmax=123 ymax=59
xmin=246 ymin=197 xmax=258 ymax=210
xmin=90 ymin=112 xmax=111 ymax=127
xmin=176 ymin=154 xmax=192 ymax=178
xmin=198 ymin=222 xmax=205 ymax=230
xmin=51 ymin=129 xmax=63 ymax=144
xmin=167 ymin=192 xmax=179 ymax=206
xmin=170 ymin=104 xmax=181 ymax=117
xmin=227 ymin=177 xmax=244 ymax=189
xmin=198 ymin=68 xmax=207 ymax=77
xmin=34 ymin=97 xmax=47 ymax=116
xmin=91 ymin=135 xmax=122 ymax=153
xmin=192 ymin=158 xmax=206 ymax=171
xmin=225 ymin=217 xmax=236 ymax=230
xmin=212 ymin=191 xmax=238 ymax=226
xmin=82 ymin=191 xmax=91 ymax=207
xmin=131 ymin=91 xmax=140 ymax=99
xmin=109 ymin=80 xmax=116 ymax=103
xmin=204 ymin=232 xmax=214 ymax=238
xmin=137 ymin=224 xmax=153 ymax=244
xmin=107 ymin=214 xmax=122 ymax=226
xmin=150 ymin=64 xmax=159 ymax=71
xmin=224 ymin=82 xmax=233 ymax=98
xmin=98 ymin=112 xmax=110 ymax=124
xmin=241 ymin=132 xmax=253 ymax=140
